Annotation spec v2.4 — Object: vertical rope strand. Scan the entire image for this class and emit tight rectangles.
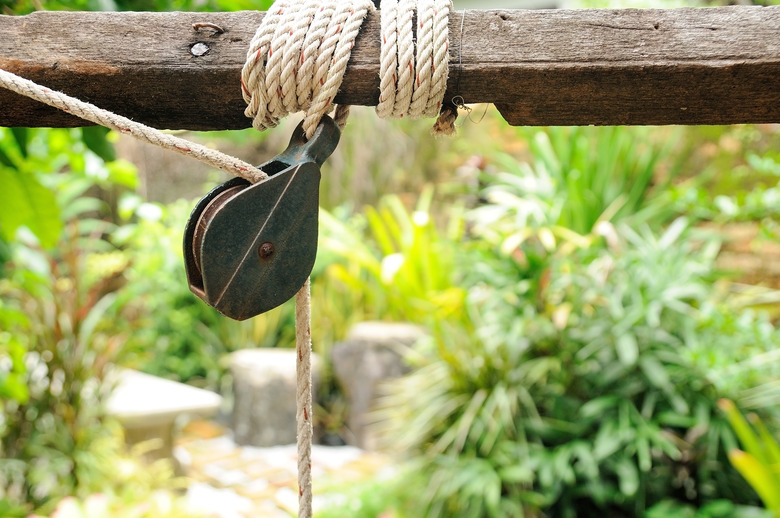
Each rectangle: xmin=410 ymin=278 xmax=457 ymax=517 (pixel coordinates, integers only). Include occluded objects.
xmin=294 ymin=278 xmax=314 ymax=518
xmin=374 ymin=0 xmax=455 ymax=133
xmin=409 ymin=0 xmax=434 ymax=117
xmin=392 ymin=0 xmax=416 ymax=119
xmin=377 ymin=0 xmax=399 ymax=118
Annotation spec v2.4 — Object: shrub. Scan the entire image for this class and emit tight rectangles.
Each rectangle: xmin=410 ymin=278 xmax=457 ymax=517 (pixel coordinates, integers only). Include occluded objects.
xmin=0 ymin=126 xmax=195 ymax=516
xmin=503 ymin=126 xmax=684 ymax=233
xmin=0 ymin=178 xmax=132 ymax=515
xmin=318 ymin=186 xmax=467 ymax=328
xmin=376 ymin=218 xmax=780 ymax=516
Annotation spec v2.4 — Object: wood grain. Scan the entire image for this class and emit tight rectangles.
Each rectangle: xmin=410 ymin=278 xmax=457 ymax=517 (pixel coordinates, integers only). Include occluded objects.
xmin=0 ymin=6 xmax=778 ymax=129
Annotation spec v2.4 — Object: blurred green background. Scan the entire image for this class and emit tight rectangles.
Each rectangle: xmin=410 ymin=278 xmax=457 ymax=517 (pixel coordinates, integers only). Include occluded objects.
xmin=3 ymin=0 xmax=780 ymax=517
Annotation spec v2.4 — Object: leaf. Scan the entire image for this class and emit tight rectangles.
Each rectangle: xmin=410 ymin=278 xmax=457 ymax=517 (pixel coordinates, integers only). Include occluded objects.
xmin=0 ymin=372 xmax=29 ymax=404
xmin=0 ymin=145 xmax=15 ymax=169
xmin=658 ymin=217 xmax=688 ymax=249
xmin=637 ymin=435 xmax=652 ymax=472
xmin=614 ymin=457 xmax=639 ymax=497
xmin=105 ymin=159 xmax=138 ymax=189
xmin=639 ymin=356 xmax=672 ymax=392
xmin=365 ymin=205 xmax=396 ymax=255
xmin=580 ymin=396 xmax=619 ymax=419
xmin=81 ymin=126 xmax=116 ymax=162
xmin=750 ymin=414 xmax=780 ymax=468
xmin=10 ymin=127 xmax=28 ymax=158
xmin=616 ymin=334 xmax=638 ymax=366
xmin=0 ymin=167 xmax=62 ymax=247
xmin=728 ymin=450 xmax=780 ymax=512
xmin=719 ymin=399 xmax=766 ymax=465
xmin=571 ymin=442 xmax=599 ymax=479
xmin=78 ymin=292 xmax=119 ymax=346
xmin=498 ymin=464 xmax=534 ymax=484
xmin=61 ymin=197 xmax=104 ymax=222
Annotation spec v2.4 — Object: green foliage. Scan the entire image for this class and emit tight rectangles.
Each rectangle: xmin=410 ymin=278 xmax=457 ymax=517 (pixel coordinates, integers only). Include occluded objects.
xmin=0 ymin=127 xmax=137 ymax=251
xmin=319 ymin=186 xmax=467 ymax=327
xmin=23 ymin=426 xmax=202 ymax=518
xmin=0 ymin=128 xmax=62 ymax=248
xmin=646 ymin=499 xmax=771 ymax=518
xmin=0 ymin=297 xmax=30 ymax=405
xmin=316 ymin=475 xmax=417 ymax=518
xmin=720 ymin=399 xmax=780 ymax=517
xmin=376 ymin=218 xmax=775 ymax=516
xmin=354 ymin=124 xmax=780 ymax=516
xmin=0 ymin=122 xmax=203 ymax=517
xmin=111 ymin=199 xmax=225 ymax=386
xmin=492 ymin=126 xmax=683 ymax=234
xmin=654 ymin=125 xmax=780 ymax=296
xmin=311 ymin=189 xmax=468 ymax=436
xmin=0 ymin=187 xmax=129 ymax=515
xmin=669 ymin=130 xmax=780 ymax=224
xmin=0 ymin=123 xmax=152 ymax=515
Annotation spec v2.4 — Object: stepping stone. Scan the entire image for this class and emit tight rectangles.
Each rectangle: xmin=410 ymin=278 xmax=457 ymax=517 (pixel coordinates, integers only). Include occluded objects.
xmin=107 ymin=368 xmax=222 ymax=460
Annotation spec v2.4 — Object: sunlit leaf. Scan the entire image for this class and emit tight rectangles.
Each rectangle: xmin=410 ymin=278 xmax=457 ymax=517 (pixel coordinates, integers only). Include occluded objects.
xmin=0 ymin=167 xmax=62 ymax=247
xmin=616 ymin=334 xmax=638 ymax=366
xmin=614 ymin=457 xmax=639 ymax=496
xmin=105 ymin=159 xmax=138 ymax=189
xmin=729 ymin=450 xmax=780 ymax=512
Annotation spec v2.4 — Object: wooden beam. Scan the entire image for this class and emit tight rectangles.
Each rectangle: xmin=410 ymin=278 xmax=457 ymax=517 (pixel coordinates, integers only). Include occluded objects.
xmin=0 ymin=6 xmax=778 ymax=129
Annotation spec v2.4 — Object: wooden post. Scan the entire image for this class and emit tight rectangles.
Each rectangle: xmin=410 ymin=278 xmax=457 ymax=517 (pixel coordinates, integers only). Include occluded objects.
xmin=0 ymin=6 xmax=778 ymax=129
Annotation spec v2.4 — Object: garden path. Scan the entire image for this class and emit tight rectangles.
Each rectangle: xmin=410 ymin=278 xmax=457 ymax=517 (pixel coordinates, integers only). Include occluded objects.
xmin=175 ymin=421 xmax=391 ymax=518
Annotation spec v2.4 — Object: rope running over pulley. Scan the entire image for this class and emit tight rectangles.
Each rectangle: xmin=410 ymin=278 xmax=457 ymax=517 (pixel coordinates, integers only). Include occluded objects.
xmin=0 ymin=1 xmax=456 ymax=516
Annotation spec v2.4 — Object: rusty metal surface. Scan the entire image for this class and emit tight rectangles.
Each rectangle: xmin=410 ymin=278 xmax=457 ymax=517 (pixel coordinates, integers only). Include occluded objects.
xmin=183 ymin=116 xmax=341 ymax=320
xmin=256 ymin=115 xmax=341 ymax=175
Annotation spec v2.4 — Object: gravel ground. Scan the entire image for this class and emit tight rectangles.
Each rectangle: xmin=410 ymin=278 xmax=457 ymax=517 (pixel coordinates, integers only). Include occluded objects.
xmin=175 ymin=423 xmax=391 ymax=518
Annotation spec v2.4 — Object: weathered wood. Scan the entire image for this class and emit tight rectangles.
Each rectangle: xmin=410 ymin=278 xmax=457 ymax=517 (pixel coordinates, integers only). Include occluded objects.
xmin=0 ymin=6 xmax=778 ymax=129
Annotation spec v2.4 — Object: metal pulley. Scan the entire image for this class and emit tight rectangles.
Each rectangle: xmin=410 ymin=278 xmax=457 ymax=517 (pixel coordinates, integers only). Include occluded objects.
xmin=183 ymin=116 xmax=341 ymax=321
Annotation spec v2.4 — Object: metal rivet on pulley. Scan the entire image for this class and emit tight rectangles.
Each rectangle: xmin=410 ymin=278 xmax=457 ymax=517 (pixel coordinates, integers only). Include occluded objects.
xmin=183 ymin=115 xmax=341 ymax=321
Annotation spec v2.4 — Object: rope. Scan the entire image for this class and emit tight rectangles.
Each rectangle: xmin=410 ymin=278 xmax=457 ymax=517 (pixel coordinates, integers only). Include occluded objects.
xmin=241 ymin=2 xmax=453 ymax=514
xmin=0 ymin=67 xmax=268 ymax=184
xmin=377 ymin=0 xmax=455 ymax=134
xmin=242 ymin=3 xmax=373 ymax=516
xmin=294 ymin=279 xmax=314 ymax=518
xmin=241 ymin=0 xmax=374 ymax=139
xmin=243 ymin=0 xmax=455 ymax=140
xmin=1 ymin=3 xmax=456 ymax=515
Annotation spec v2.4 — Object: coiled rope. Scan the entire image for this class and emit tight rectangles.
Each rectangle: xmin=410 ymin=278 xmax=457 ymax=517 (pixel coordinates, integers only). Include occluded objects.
xmin=242 ymin=0 xmax=456 ymax=140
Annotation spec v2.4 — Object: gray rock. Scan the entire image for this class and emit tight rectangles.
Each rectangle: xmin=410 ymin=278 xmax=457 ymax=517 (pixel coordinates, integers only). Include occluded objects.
xmin=229 ymin=349 xmax=321 ymax=447
xmin=331 ymin=322 xmax=424 ymax=449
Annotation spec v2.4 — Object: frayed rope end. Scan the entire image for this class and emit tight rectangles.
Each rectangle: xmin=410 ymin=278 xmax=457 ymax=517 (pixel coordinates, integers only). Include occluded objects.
xmin=431 ymin=103 xmax=458 ymax=137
